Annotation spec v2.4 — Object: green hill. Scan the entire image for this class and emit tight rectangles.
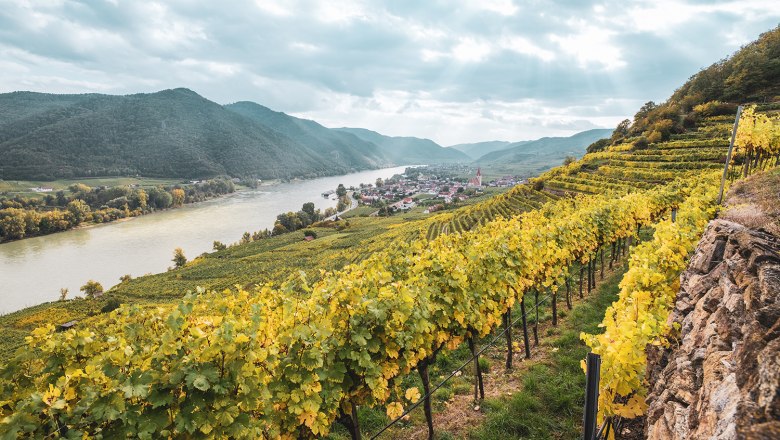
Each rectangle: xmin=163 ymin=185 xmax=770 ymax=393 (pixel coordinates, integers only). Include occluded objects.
xmin=475 ymin=128 xmax=613 ymax=164
xmin=447 ymin=140 xmax=515 ymax=159
xmin=0 ymin=89 xmax=386 ymax=180
xmin=334 ymin=127 xmax=471 ymax=164
xmin=224 ymin=101 xmax=389 ymax=168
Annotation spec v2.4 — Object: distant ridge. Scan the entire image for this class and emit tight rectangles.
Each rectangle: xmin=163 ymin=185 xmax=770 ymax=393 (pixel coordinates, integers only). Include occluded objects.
xmin=448 ymin=140 xmax=517 ymax=159
xmin=475 ymin=129 xmax=613 ymax=164
xmin=334 ymin=127 xmax=470 ymax=164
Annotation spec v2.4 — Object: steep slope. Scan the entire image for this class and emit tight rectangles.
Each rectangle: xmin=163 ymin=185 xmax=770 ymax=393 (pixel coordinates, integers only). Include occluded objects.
xmin=334 ymin=127 xmax=470 ymax=164
xmin=447 ymin=140 xmax=515 ymax=159
xmin=224 ymin=101 xmax=389 ymax=169
xmin=645 ymin=171 xmax=780 ymax=439
xmin=0 ymin=89 xmax=384 ymax=180
xmin=476 ymin=128 xmax=612 ymax=164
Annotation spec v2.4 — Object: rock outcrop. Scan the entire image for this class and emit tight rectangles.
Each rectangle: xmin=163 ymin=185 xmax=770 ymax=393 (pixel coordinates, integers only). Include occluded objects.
xmin=645 ymin=219 xmax=780 ymax=439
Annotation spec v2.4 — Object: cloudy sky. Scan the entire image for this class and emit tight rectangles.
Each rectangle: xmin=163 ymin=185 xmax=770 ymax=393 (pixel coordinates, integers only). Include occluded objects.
xmin=0 ymin=1 xmax=778 ymax=145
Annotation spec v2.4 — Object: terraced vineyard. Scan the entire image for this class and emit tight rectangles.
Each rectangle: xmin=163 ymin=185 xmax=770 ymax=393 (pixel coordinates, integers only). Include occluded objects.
xmin=424 ymin=186 xmax=557 ymax=240
xmin=540 ymin=114 xmax=734 ymax=196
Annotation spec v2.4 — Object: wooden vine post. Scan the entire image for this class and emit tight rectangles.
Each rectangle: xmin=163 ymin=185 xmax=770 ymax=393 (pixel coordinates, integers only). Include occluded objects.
xmin=519 ymin=295 xmax=532 ymax=359
xmin=565 ymin=277 xmax=572 ymax=310
xmin=417 ymin=361 xmax=434 ymax=440
xmin=533 ymin=289 xmax=540 ymax=346
xmin=504 ymin=308 xmax=513 ymax=369
xmin=551 ymin=287 xmax=558 ymax=326
xmin=467 ymin=336 xmax=485 ymax=401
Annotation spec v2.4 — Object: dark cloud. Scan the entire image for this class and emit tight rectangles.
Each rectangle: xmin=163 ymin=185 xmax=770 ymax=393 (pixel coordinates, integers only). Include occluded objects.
xmin=0 ymin=0 xmax=777 ymax=144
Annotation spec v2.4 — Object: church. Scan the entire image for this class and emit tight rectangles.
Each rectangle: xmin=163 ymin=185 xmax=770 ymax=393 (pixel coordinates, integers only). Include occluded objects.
xmin=467 ymin=167 xmax=482 ymax=188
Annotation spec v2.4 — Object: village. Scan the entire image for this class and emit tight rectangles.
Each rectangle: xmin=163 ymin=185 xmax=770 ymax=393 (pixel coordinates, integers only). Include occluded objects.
xmin=343 ymin=165 xmax=528 ymax=215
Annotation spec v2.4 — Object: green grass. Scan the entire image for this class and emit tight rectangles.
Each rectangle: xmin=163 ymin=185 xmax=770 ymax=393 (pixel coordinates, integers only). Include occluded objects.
xmin=340 ymin=205 xmax=377 ymax=218
xmin=469 ymin=267 xmax=624 ymax=440
xmin=0 ymin=177 xmax=183 ymax=197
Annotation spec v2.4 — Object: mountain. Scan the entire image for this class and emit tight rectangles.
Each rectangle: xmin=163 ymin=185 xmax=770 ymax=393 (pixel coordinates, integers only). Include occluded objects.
xmin=448 ymin=140 xmax=517 ymax=159
xmin=224 ymin=101 xmax=388 ymax=169
xmin=334 ymin=127 xmax=470 ymax=164
xmin=476 ymin=128 xmax=613 ymax=164
xmin=0 ymin=89 xmax=386 ymax=180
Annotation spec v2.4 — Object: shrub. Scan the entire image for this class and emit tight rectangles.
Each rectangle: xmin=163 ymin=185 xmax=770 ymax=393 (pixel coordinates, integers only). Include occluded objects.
xmin=632 ymin=137 xmax=649 ymax=150
xmin=101 ymin=298 xmax=121 ymax=313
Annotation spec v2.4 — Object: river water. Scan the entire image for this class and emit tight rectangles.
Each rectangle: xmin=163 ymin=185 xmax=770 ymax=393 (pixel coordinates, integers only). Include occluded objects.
xmin=0 ymin=166 xmax=410 ymax=314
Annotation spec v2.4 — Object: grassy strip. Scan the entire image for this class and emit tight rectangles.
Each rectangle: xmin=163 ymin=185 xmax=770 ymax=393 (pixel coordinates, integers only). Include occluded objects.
xmin=469 ymin=267 xmax=625 ymax=440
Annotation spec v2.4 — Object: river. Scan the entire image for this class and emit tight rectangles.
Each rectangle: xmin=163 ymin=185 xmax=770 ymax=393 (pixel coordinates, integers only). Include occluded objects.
xmin=0 ymin=166 xmax=410 ymax=314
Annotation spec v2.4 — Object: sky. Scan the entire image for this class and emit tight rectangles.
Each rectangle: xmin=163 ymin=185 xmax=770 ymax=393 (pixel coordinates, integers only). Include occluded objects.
xmin=0 ymin=1 xmax=778 ymax=145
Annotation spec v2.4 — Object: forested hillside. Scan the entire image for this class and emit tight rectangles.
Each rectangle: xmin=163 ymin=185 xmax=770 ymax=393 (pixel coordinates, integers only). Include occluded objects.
xmin=0 ymin=89 xmax=387 ymax=180
xmin=224 ymin=102 xmax=389 ymax=168
xmin=335 ymin=127 xmax=471 ymax=164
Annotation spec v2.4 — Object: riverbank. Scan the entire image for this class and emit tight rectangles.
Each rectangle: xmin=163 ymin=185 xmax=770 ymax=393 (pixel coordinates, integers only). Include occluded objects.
xmin=0 ymin=167 xmax=414 ymax=315
xmin=0 ymin=177 xmax=237 ymax=243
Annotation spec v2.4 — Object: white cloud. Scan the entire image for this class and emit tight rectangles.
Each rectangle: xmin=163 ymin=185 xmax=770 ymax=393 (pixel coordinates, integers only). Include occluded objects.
xmin=499 ymin=36 xmax=555 ymax=62
xmin=254 ymin=0 xmax=293 ymax=17
xmin=1 ymin=0 xmax=778 ymax=145
xmin=468 ymin=0 xmax=518 ymax=16
xmin=452 ymin=37 xmax=493 ymax=63
xmin=549 ymin=23 xmax=625 ymax=70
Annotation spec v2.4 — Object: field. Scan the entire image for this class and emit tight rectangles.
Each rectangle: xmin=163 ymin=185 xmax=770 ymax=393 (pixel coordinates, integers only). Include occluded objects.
xmin=0 ymin=176 xmax=184 ymax=197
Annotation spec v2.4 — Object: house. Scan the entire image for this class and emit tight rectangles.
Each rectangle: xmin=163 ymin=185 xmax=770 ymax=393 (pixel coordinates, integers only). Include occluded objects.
xmin=398 ymin=197 xmax=416 ymax=210
xmin=30 ymin=187 xmax=53 ymax=193
xmin=57 ymin=320 xmax=78 ymax=332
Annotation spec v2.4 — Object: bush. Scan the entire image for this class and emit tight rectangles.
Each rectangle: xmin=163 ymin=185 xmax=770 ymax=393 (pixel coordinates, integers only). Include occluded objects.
xmin=101 ymin=298 xmax=121 ymax=313
xmin=586 ymin=138 xmax=610 ymax=153
xmin=532 ymin=179 xmax=545 ymax=191
xmin=632 ymin=137 xmax=649 ymax=150
xmin=302 ymin=229 xmax=317 ymax=239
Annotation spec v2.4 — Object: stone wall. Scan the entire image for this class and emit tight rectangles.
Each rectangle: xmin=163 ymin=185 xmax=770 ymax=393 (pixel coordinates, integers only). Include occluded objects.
xmin=645 ymin=219 xmax=780 ymax=439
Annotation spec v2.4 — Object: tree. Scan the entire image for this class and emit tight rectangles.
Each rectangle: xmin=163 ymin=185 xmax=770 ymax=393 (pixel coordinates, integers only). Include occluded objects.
xmin=336 ymin=184 xmax=347 ymax=198
xmin=0 ymin=209 xmax=26 ymax=240
xmin=376 ymin=178 xmax=384 ymax=188
xmin=563 ymin=156 xmax=576 ymax=166
xmin=80 ymin=280 xmax=103 ymax=299
xmin=241 ymin=232 xmax=252 ymax=244
xmin=131 ymin=189 xmax=148 ymax=211
xmin=172 ymin=247 xmax=187 ymax=268
xmin=171 ymin=188 xmax=185 ymax=207
xmin=213 ymin=241 xmax=227 ymax=251
xmin=119 ymin=274 xmax=132 ymax=283
xmin=610 ymin=119 xmax=631 ymax=143
xmin=68 ymin=183 xmax=91 ymax=194
xmin=59 ymin=288 xmax=68 ymax=301
xmin=302 ymin=202 xmax=316 ymax=218
xmin=55 ymin=190 xmax=68 ymax=206
xmin=66 ymin=199 xmax=91 ymax=225
xmin=586 ymin=138 xmax=610 ymax=153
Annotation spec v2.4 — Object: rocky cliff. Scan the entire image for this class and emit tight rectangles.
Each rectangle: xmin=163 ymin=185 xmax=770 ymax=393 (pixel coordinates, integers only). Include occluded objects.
xmin=644 ymin=219 xmax=780 ymax=439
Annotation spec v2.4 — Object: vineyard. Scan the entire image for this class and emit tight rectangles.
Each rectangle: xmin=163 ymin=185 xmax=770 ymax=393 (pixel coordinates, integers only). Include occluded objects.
xmin=0 ymin=44 xmax=779 ymax=437
xmin=1 ymin=102 xmax=778 ymax=438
